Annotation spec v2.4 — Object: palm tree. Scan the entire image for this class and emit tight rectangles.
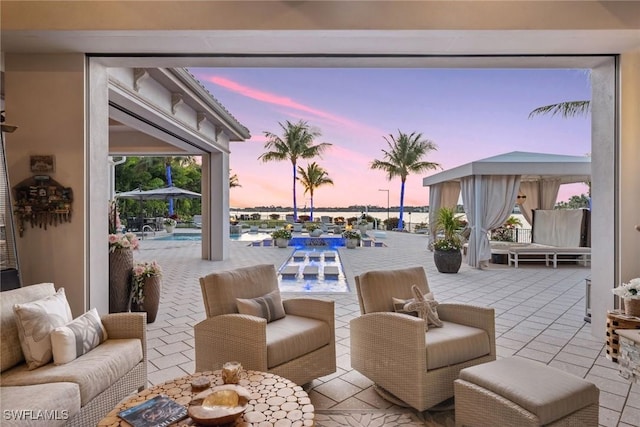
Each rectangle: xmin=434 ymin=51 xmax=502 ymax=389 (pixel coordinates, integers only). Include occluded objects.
xmin=259 ymin=120 xmax=332 ymax=221
xmin=230 ymin=170 xmax=241 ymax=188
xmin=528 ymin=100 xmax=590 ymax=118
xmin=297 ymin=162 xmax=334 ymax=221
xmin=371 ymin=131 xmax=440 ymax=230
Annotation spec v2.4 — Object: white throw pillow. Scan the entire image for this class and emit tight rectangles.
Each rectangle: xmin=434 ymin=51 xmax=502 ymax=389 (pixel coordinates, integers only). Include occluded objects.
xmin=51 ymin=308 xmax=108 ymax=365
xmin=13 ymin=287 xmax=73 ymax=369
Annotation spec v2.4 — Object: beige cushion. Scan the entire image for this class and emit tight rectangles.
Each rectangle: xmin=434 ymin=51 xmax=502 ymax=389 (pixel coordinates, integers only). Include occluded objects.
xmin=459 ymin=357 xmax=599 ymax=425
xmin=13 ymin=287 xmax=73 ymax=370
xmin=1 ymin=338 xmax=143 ymax=406
xmin=0 ymin=383 xmax=81 ymax=427
xmin=237 ymin=290 xmax=285 ymax=323
xmin=356 ymin=266 xmax=430 ymax=314
xmin=1 ymin=283 xmax=56 ymax=372
xmin=266 ymin=314 xmax=331 ymax=368
xmin=51 ymin=308 xmax=108 ymax=365
xmin=425 ymin=321 xmax=490 ymax=370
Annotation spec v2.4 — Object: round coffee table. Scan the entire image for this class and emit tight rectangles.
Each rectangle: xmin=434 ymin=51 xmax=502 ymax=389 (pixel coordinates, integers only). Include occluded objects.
xmin=97 ymin=369 xmax=314 ymax=426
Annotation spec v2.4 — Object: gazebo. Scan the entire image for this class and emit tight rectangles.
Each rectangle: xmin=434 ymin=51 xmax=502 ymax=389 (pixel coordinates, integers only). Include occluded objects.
xmin=422 ymin=151 xmax=591 ymax=268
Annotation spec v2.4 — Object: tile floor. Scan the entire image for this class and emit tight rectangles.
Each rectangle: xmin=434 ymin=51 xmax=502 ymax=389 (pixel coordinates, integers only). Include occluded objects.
xmin=134 ymin=230 xmax=639 ymax=426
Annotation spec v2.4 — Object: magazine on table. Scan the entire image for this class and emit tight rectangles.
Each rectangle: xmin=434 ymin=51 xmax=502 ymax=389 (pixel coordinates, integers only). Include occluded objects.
xmin=118 ymin=394 xmax=187 ymax=427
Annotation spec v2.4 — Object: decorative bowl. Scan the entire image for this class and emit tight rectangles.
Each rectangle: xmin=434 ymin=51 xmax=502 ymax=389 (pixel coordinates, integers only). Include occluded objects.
xmin=188 ymin=384 xmax=250 ymax=425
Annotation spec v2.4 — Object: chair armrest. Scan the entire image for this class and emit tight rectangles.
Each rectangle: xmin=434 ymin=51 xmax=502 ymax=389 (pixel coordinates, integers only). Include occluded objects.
xmin=101 ymin=312 xmax=147 ymax=362
xmin=283 ymin=298 xmax=334 ymax=326
xmin=437 ymin=303 xmax=496 ymax=356
xmin=194 ymin=314 xmax=268 ymax=372
xmin=350 ymin=312 xmax=427 ymax=374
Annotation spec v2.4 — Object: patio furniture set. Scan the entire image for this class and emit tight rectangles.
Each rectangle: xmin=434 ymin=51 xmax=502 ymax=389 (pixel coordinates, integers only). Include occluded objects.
xmin=1 ymin=264 xmax=602 ymax=426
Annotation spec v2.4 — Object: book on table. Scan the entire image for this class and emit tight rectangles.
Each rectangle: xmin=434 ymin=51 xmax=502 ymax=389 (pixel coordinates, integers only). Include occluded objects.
xmin=118 ymin=394 xmax=187 ymax=427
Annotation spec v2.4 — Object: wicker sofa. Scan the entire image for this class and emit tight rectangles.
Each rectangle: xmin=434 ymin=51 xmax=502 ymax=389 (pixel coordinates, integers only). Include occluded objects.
xmin=0 ymin=283 xmax=147 ymax=427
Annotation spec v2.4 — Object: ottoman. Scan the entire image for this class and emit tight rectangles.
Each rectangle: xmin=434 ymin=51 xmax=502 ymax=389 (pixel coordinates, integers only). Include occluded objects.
xmin=454 ymin=358 xmax=599 ymax=426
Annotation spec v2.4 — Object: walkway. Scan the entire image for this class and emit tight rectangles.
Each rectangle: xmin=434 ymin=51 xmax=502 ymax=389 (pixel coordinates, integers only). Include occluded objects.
xmin=134 ymin=231 xmax=638 ymax=427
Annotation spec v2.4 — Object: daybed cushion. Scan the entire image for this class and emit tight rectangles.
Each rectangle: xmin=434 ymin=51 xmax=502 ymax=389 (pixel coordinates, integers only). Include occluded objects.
xmin=13 ymin=287 xmax=73 ymax=370
xmin=1 ymin=338 xmax=142 ymax=406
xmin=425 ymin=321 xmax=491 ymax=370
xmin=0 ymin=383 xmax=81 ymax=427
xmin=266 ymin=314 xmax=331 ymax=368
xmin=1 ymin=283 xmax=56 ymax=372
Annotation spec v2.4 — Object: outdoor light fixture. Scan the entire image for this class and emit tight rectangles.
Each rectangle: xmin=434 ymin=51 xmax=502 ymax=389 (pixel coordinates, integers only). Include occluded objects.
xmin=0 ymin=111 xmax=17 ymax=133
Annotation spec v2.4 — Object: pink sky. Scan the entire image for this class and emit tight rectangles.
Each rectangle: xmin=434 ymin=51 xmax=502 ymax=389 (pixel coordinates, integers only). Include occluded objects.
xmin=193 ymin=68 xmax=591 ymax=209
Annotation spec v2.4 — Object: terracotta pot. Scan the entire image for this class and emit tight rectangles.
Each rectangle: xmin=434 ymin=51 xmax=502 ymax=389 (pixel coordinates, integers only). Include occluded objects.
xmin=624 ymin=298 xmax=640 ymax=317
xmin=131 ymin=276 xmax=162 ymax=323
xmin=109 ymin=248 xmax=133 ymax=313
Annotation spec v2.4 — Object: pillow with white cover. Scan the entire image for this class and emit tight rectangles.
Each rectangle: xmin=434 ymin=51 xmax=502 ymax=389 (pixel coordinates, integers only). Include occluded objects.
xmin=13 ymin=287 xmax=73 ymax=369
xmin=51 ymin=308 xmax=108 ymax=365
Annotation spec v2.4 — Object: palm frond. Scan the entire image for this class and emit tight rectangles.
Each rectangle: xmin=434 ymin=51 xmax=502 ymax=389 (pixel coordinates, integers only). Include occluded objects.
xmin=528 ymin=100 xmax=590 ymax=118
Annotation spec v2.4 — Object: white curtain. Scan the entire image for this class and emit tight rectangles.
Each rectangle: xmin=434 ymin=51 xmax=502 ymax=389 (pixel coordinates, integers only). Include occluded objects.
xmin=464 ymin=175 xmax=521 ymax=268
xmin=517 ymin=179 xmax=561 ymax=227
xmin=428 ymin=182 xmax=460 ymax=247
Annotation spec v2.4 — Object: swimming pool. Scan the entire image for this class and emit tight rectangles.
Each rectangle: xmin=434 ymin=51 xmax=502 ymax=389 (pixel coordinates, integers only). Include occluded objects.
xmin=154 ymin=232 xmax=272 ymax=242
xmin=277 ymin=245 xmax=349 ymax=293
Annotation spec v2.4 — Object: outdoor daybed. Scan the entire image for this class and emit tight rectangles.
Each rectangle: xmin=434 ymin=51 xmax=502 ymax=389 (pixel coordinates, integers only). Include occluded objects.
xmin=1 ymin=283 xmax=147 ymax=427
xmin=508 ymin=209 xmax=591 ymax=268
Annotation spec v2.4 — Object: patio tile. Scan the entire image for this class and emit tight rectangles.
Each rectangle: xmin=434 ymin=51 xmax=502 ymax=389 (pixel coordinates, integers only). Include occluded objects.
xmin=314 ymin=378 xmax=362 ymax=403
xmin=620 ymin=406 xmax=640 ymax=427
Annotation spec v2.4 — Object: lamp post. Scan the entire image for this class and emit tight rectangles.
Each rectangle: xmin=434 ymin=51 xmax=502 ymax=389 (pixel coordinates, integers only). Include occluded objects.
xmin=378 ymin=189 xmax=389 ymax=230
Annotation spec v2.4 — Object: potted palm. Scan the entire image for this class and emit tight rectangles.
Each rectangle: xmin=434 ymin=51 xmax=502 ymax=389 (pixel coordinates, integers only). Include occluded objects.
xmin=432 ymin=207 xmax=464 ymax=273
xmin=342 ymin=229 xmax=361 ymax=249
xmin=272 ymin=229 xmax=292 ymax=248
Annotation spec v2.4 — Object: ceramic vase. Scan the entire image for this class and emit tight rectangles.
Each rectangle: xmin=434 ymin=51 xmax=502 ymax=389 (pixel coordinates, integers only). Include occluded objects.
xmin=131 ymin=275 xmax=162 ymax=323
xmin=109 ymin=248 xmax=133 ymax=313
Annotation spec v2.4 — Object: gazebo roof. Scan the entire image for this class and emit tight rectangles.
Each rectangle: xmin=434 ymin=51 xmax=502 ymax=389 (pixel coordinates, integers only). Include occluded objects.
xmin=422 ymin=151 xmax=591 ymax=186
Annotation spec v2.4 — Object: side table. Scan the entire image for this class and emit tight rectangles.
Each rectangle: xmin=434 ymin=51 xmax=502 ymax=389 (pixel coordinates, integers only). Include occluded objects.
xmin=616 ymin=329 xmax=640 ymax=383
xmin=606 ymin=310 xmax=640 ymax=362
xmin=97 ymin=369 xmax=314 ymax=426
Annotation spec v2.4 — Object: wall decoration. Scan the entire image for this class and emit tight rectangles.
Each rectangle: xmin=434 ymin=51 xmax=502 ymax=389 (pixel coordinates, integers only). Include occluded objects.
xmin=30 ymin=155 xmax=55 ymax=173
xmin=13 ymin=175 xmax=73 ymax=236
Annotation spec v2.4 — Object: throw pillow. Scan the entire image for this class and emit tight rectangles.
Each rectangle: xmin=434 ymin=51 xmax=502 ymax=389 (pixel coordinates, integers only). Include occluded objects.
xmin=391 ymin=297 xmax=418 ymax=317
xmin=51 ymin=308 xmax=108 ymax=365
xmin=236 ymin=290 xmax=286 ymax=323
xmin=403 ymin=285 xmax=443 ymax=331
xmin=13 ymin=287 xmax=73 ymax=369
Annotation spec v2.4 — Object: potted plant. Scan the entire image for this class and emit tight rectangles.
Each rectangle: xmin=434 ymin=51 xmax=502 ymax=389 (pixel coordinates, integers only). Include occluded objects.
xmin=271 ymin=228 xmax=292 ymax=248
xmin=130 ymin=260 xmax=163 ymax=323
xmin=612 ymin=278 xmax=640 ymax=317
xmin=490 ymin=216 xmax=523 ymax=242
xmin=108 ymin=200 xmax=140 ymax=313
xmin=342 ymin=229 xmax=361 ymax=249
xmin=432 ymin=207 xmax=464 ymax=273
xmin=306 ymin=223 xmax=322 ymax=237
xmin=357 ymin=219 xmax=369 ymax=237
xmin=163 ymin=217 xmax=177 ymax=233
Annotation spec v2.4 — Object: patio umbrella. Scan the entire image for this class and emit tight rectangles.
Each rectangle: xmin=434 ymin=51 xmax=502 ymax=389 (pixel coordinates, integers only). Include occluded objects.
xmin=116 ymin=185 xmax=201 ymax=200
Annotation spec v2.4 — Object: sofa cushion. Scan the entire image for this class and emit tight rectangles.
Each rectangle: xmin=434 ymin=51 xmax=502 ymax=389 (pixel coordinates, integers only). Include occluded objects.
xmin=1 ymin=338 xmax=142 ymax=406
xmin=51 ymin=308 xmax=108 ymax=365
xmin=1 ymin=283 xmax=56 ymax=372
xmin=0 ymin=383 xmax=81 ymax=427
xmin=266 ymin=314 xmax=331 ymax=368
xmin=13 ymin=287 xmax=73 ymax=370
xmin=425 ymin=321 xmax=491 ymax=370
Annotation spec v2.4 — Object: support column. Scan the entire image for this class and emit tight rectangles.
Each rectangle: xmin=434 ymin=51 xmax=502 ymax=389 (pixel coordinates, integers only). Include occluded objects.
xmin=201 ymin=147 xmax=229 ymax=261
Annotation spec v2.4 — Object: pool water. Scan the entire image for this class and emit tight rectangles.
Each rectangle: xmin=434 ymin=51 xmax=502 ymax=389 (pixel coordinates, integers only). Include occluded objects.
xmin=154 ymin=232 xmax=272 ymax=242
xmin=277 ymin=246 xmax=348 ymax=293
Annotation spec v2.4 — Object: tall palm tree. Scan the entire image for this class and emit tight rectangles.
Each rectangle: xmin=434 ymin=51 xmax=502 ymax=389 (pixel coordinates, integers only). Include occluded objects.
xmin=230 ymin=170 xmax=241 ymax=188
xmin=529 ymin=100 xmax=590 ymax=118
xmin=297 ymin=162 xmax=334 ymax=222
xmin=371 ymin=131 xmax=440 ymax=230
xmin=259 ymin=120 xmax=332 ymax=221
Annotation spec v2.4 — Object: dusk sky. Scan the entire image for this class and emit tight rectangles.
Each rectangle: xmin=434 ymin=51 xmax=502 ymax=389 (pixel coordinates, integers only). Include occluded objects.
xmin=190 ymin=68 xmax=591 ymax=209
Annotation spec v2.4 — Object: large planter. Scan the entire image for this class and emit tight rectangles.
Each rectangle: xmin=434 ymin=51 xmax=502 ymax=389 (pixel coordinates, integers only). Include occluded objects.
xmin=131 ymin=276 xmax=162 ymax=323
xmin=275 ymin=238 xmax=290 ymax=248
xmin=109 ymin=248 xmax=133 ymax=313
xmin=164 ymin=224 xmax=175 ymax=233
xmin=434 ymin=249 xmax=462 ymax=273
xmin=309 ymin=229 xmax=323 ymax=237
xmin=358 ymin=225 xmax=368 ymax=237
xmin=346 ymin=238 xmax=359 ymax=249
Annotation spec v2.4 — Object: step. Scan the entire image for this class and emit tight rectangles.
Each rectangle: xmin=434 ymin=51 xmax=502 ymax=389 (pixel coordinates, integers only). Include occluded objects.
xmin=323 ymin=266 xmax=339 ymax=279
xmin=302 ymin=265 xmax=319 ymax=279
xmin=281 ymin=265 xmax=299 ymax=279
xmin=323 ymin=251 xmax=337 ymax=261
xmin=292 ymin=251 xmax=307 ymax=262
xmin=308 ymin=252 xmax=322 ymax=261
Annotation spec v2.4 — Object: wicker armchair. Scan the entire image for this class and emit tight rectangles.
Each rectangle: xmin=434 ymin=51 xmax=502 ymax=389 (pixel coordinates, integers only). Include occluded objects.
xmin=350 ymin=266 xmax=496 ymax=411
xmin=194 ymin=264 xmax=336 ymax=386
